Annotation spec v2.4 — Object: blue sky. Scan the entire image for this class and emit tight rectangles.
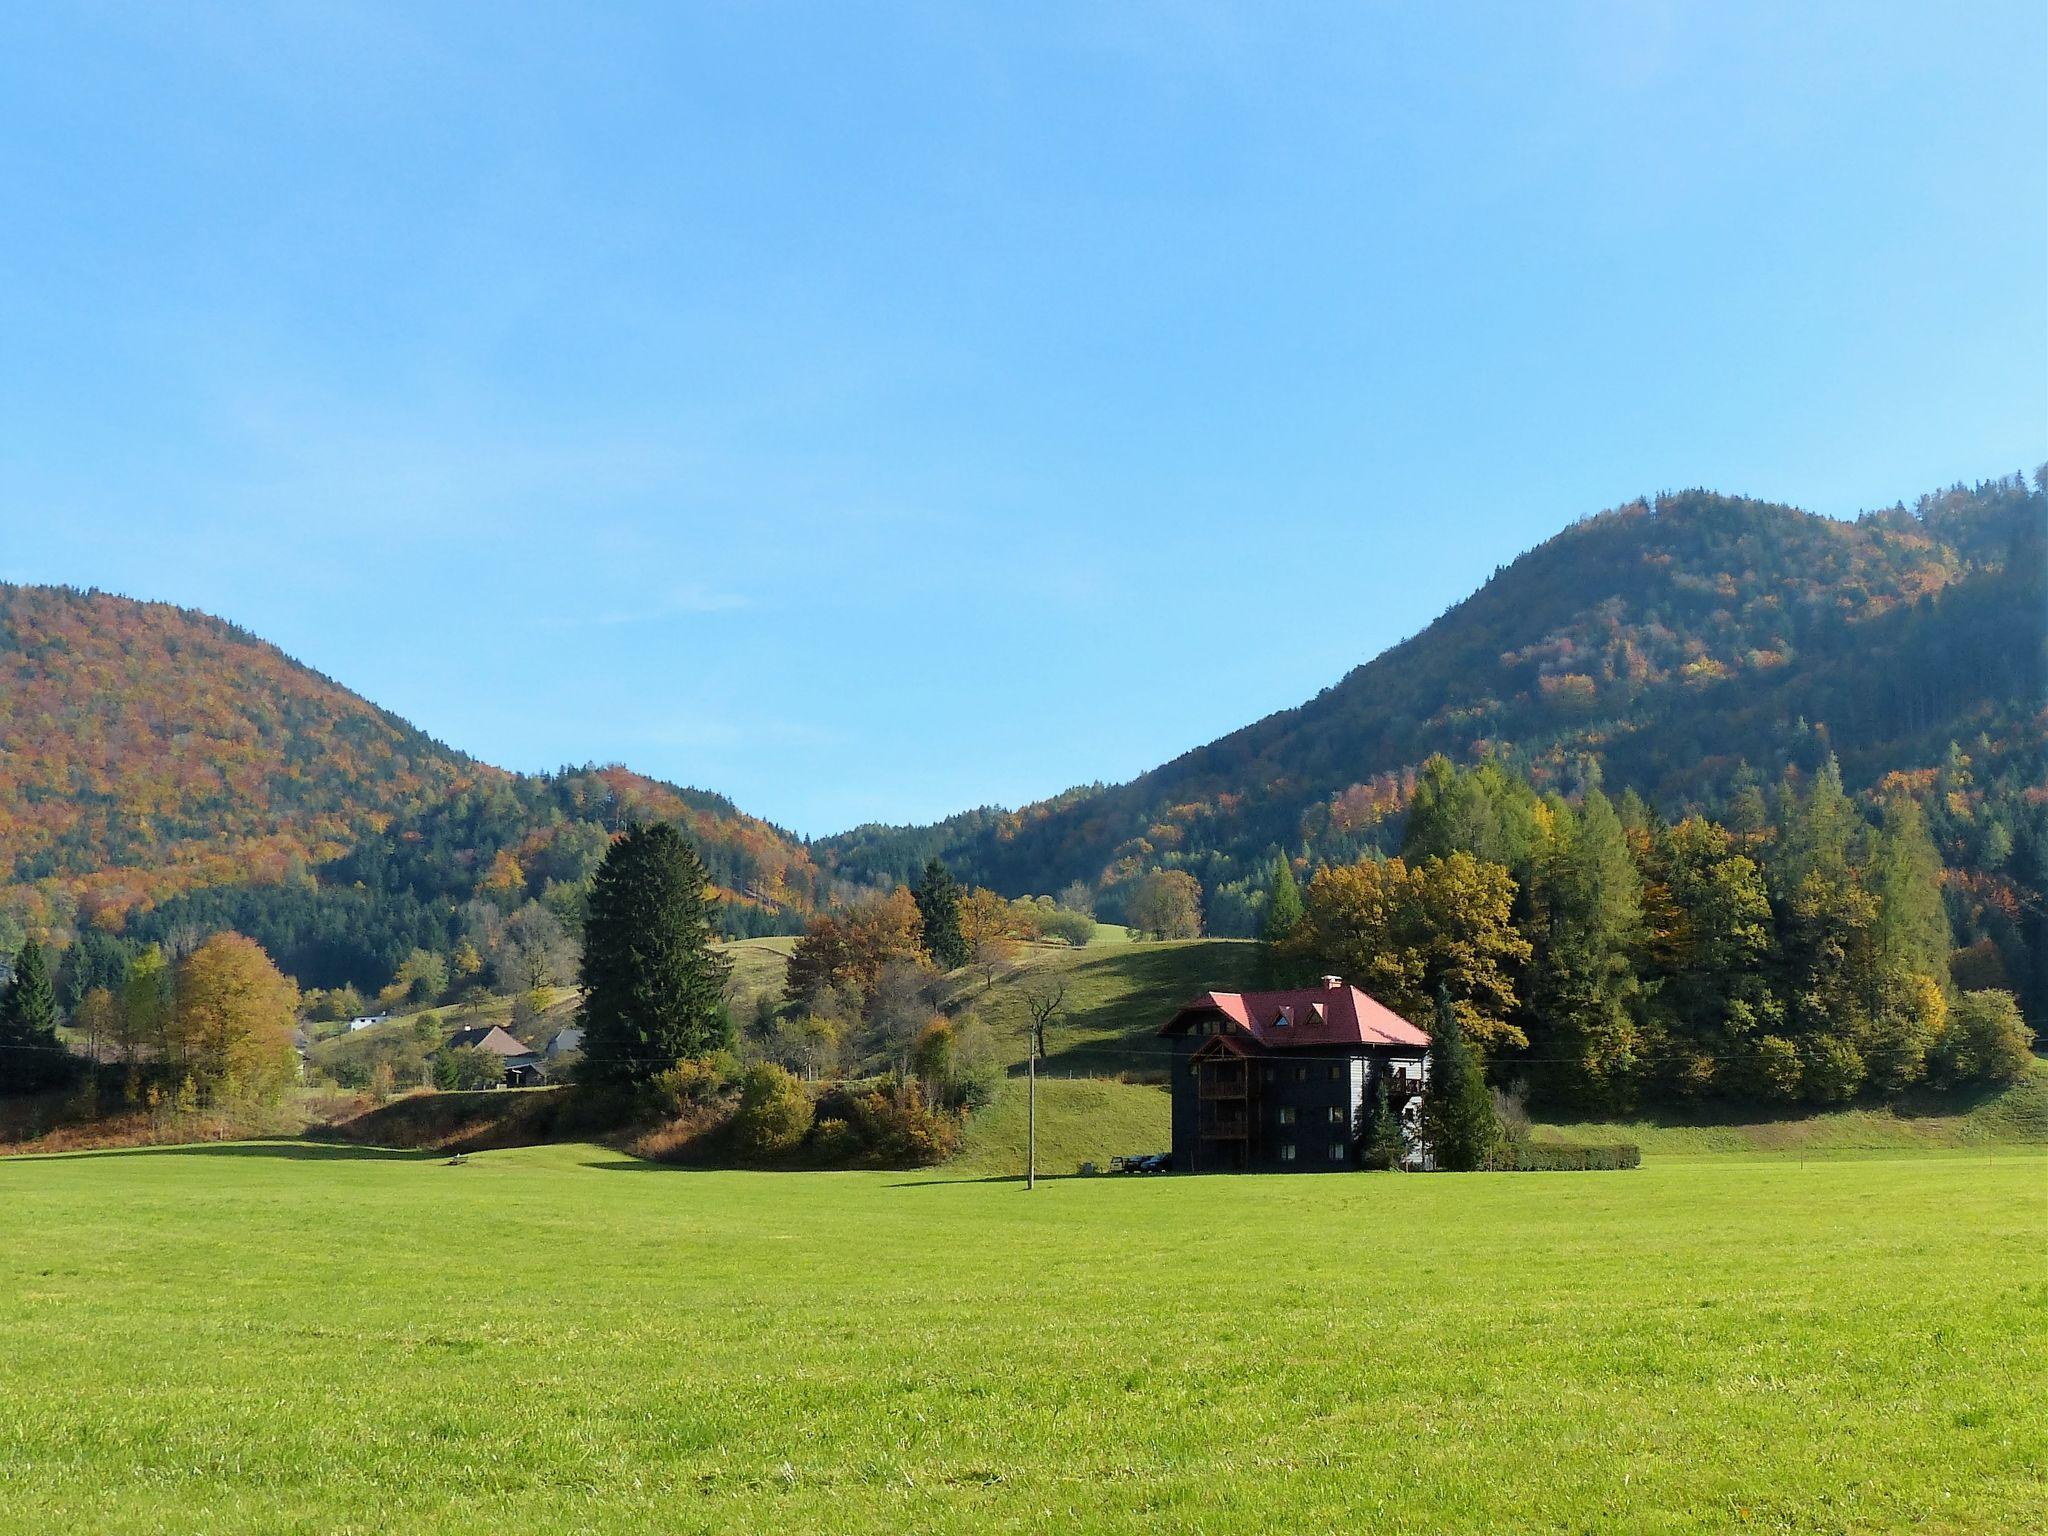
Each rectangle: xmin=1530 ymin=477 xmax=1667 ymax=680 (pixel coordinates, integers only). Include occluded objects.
xmin=2 ymin=3 xmax=2042 ymax=835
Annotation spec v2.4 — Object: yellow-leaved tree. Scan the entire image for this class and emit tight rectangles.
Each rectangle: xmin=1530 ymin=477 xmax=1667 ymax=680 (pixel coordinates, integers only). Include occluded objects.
xmin=169 ymin=933 xmax=299 ymax=1097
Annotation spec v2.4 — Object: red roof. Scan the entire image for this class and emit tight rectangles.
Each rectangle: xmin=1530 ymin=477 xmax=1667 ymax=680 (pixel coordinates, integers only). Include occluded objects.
xmin=1161 ymin=983 xmax=1429 ymax=1050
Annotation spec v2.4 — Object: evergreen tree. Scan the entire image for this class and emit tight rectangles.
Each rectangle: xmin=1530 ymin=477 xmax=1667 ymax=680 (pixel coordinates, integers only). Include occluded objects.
xmin=1366 ymin=1077 xmax=1406 ymax=1170
xmin=0 ymin=939 xmax=73 ymax=1094
xmin=1420 ymin=987 xmax=1500 ymax=1171
xmin=1260 ymin=854 xmax=1304 ymax=945
xmin=1523 ymin=789 xmax=1644 ymax=1107
xmin=1257 ymin=854 xmax=1304 ymax=984
xmin=577 ymin=824 xmax=733 ymax=1088
xmin=1773 ymin=755 xmax=1861 ymax=893
xmin=1868 ymin=797 xmax=1952 ymax=987
xmin=912 ymin=859 xmax=969 ymax=971
xmin=1640 ymin=817 xmax=1780 ymax=1097
xmin=1403 ymin=756 xmax=1542 ymax=875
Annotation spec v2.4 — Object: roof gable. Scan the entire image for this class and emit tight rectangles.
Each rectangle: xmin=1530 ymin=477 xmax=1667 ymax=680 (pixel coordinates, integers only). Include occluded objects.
xmin=445 ymin=1024 xmax=537 ymax=1058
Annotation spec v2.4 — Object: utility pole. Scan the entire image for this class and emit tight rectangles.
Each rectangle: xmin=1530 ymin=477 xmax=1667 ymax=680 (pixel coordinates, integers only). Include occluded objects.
xmin=1022 ymin=978 xmax=1065 ymax=1191
xmin=1027 ymin=1029 xmax=1037 ymax=1192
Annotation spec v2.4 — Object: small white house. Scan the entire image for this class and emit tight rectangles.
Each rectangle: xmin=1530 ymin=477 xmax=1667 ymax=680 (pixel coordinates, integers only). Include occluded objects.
xmin=347 ymin=1013 xmax=391 ymax=1032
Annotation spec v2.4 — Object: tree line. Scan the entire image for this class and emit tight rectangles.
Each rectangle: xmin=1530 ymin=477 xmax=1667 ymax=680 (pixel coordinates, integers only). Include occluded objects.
xmin=1262 ymin=755 xmax=2035 ymax=1110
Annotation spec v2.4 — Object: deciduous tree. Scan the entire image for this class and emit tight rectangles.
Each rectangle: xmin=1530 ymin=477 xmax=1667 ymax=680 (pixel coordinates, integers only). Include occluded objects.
xmin=168 ymin=933 xmax=299 ymax=1094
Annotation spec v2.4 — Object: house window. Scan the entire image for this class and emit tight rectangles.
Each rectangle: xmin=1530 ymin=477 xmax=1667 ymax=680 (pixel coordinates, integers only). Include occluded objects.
xmin=1261 ymin=1065 xmax=1274 ymax=1084
xmin=1328 ymin=1106 xmax=1346 ymax=1125
xmin=1281 ymin=1144 xmax=1297 ymax=1162
xmin=1294 ymin=1066 xmax=1308 ymax=1083
xmin=1328 ymin=1064 xmax=1341 ymax=1082
xmin=1278 ymin=1106 xmax=1296 ymax=1126
xmin=1329 ymin=1142 xmax=1347 ymax=1161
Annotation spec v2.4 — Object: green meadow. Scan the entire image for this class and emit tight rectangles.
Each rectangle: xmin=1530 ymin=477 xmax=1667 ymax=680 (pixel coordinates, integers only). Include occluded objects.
xmin=2 ymin=1134 xmax=2042 ymax=1535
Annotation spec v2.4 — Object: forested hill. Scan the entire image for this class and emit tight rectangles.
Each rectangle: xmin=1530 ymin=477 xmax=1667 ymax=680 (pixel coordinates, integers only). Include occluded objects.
xmin=0 ymin=584 xmax=477 ymax=917
xmin=0 ymin=586 xmax=830 ymax=970
xmin=819 ymin=474 xmax=2047 ymax=930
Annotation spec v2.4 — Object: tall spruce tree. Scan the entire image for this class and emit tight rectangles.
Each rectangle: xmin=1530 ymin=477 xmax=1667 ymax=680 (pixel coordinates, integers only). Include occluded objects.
xmin=912 ymin=859 xmax=969 ymax=971
xmin=1260 ymin=855 xmax=1304 ymax=944
xmin=0 ymin=938 xmax=71 ymax=1094
xmin=1524 ymin=788 xmax=1645 ymax=1108
xmin=1420 ymin=985 xmax=1500 ymax=1171
xmin=577 ymin=824 xmax=733 ymax=1087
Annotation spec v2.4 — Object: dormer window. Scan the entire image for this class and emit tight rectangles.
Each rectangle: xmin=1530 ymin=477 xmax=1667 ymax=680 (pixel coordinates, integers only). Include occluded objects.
xmin=1271 ymin=1006 xmax=1292 ymax=1028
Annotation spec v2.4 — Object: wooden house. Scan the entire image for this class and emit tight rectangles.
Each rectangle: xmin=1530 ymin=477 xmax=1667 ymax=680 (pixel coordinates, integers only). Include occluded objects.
xmin=1160 ymin=976 xmax=1430 ymax=1172
xmin=444 ymin=1024 xmax=543 ymax=1087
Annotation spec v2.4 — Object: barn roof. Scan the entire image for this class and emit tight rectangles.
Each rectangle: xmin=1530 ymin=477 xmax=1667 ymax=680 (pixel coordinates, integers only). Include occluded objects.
xmin=444 ymin=1025 xmax=537 ymax=1058
xmin=1160 ymin=982 xmax=1429 ymax=1050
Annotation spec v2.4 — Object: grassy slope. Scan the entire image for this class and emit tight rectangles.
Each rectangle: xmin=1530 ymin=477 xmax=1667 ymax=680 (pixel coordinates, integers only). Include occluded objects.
xmin=719 ymin=935 xmax=796 ymax=1016
xmin=0 ymin=1144 xmax=2041 ymax=1534
xmin=1534 ymin=1059 xmax=2048 ymax=1156
xmin=724 ymin=934 xmax=1260 ymax=1074
xmin=950 ymin=1077 xmax=1171 ymax=1176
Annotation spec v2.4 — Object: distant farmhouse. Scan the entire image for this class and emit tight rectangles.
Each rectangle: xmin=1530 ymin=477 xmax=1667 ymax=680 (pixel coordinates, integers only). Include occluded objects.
xmin=1161 ymin=976 xmax=1430 ymax=1173
xmin=445 ymin=1025 xmax=545 ymax=1087
xmin=346 ymin=1013 xmax=391 ymax=1032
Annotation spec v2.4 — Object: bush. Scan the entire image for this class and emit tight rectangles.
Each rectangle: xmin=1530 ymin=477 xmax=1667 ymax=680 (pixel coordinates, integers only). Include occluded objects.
xmin=1743 ymin=1034 xmax=1803 ymax=1101
xmin=433 ymin=1045 xmax=501 ymax=1092
xmin=838 ymin=1080 xmax=961 ymax=1166
xmin=729 ymin=1063 xmax=813 ymax=1157
xmin=1035 ymin=909 xmax=1096 ymax=947
xmin=809 ymin=1116 xmax=860 ymax=1164
xmin=1484 ymin=1142 xmax=1640 ymax=1172
xmin=1933 ymin=990 xmax=2036 ymax=1085
xmin=641 ymin=1056 xmax=730 ymax=1120
xmin=1799 ymin=1036 xmax=1865 ymax=1104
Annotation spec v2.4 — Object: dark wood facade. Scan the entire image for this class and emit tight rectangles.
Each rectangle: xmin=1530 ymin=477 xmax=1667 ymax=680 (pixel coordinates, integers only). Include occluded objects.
xmin=1160 ymin=982 xmax=1429 ymax=1173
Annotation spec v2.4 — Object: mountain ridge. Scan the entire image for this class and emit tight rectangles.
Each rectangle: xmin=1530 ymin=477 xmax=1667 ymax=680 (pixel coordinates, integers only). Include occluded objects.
xmin=3 ymin=468 xmax=2041 ymax=998
xmin=814 ymin=473 xmax=2046 ymax=933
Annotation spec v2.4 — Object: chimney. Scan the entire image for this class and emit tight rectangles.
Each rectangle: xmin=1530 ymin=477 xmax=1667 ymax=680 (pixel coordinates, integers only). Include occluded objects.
xmin=1321 ymin=974 xmax=1343 ymax=990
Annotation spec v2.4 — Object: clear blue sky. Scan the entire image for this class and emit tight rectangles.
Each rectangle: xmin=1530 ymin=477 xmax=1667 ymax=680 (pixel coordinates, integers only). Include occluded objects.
xmin=3 ymin=3 xmax=2042 ymax=836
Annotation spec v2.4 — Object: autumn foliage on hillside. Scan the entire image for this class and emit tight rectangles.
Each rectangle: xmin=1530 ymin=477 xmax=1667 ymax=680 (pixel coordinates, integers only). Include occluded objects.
xmin=0 ymin=585 xmax=479 ymax=927
xmin=0 ymin=586 xmax=833 ymax=962
xmin=822 ymin=474 xmax=2047 ymax=988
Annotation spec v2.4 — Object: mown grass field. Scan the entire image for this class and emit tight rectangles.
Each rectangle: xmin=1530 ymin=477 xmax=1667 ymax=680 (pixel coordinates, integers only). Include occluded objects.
xmin=2 ymin=1140 xmax=2042 ymax=1534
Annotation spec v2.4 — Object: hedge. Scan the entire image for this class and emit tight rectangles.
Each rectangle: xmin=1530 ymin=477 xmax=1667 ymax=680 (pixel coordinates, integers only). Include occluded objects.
xmin=1484 ymin=1140 xmax=1640 ymax=1172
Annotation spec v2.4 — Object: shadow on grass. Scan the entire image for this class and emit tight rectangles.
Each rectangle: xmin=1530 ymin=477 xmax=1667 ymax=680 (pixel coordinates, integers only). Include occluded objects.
xmin=15 ymin=1139 xmax=440 ymax=1164
xmin=574 ymin=1157 xmax=1043 ymax=1183
xmin=884 ymin=1172 xmax=1090 ymax=1188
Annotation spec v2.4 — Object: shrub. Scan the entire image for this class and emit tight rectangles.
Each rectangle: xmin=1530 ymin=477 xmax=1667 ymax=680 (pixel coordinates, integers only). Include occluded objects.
xmin=910 ymin=1019 xmax=956 ymax=1088
xmin=1484 ymin=1142 xmax=1640 ymax=1172
xmin=433 ymin=1045 xmax=501 ymax=1092
xmin=1036 ymin=909 xmax=1096 ymax=947
xmin=839 ymin=1080 xmax=960 ymax=1166
xmin=641 ymin=1056 xmax=728 ymax=1120
xmin=1799 ymin=1036 xmax=1865 ymax=1104
xmin=1743 ymin=1034 xmax=1803 ymax=1101
xmin=1932 ymin=990 xmax=2036 ymax=1086
xmin=809 ymin=1116 xmax=861 ymax=1165
xmin=729 ymin=1063 xmax=814 ymax=1157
